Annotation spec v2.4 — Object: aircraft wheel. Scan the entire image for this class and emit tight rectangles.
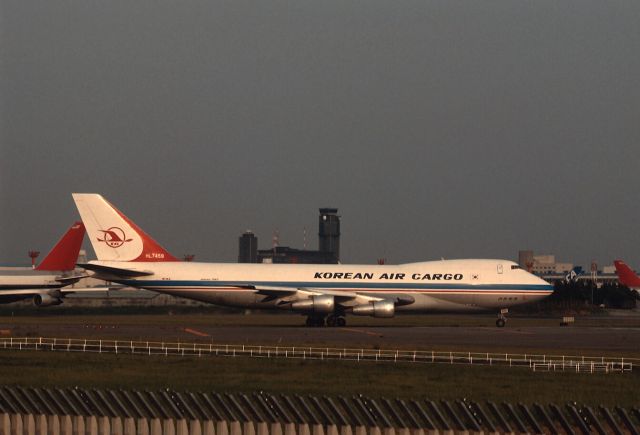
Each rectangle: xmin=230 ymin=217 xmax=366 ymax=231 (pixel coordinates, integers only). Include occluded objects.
xmin=336 ymin=317 xmax=346 ymax=327
xmin=306 ymin=315 xmax=325 ymax=327
xmin=326 ymin=315 xmax=337 ymax=327
xmin=496 ymin=318 xmax=506 ymax=328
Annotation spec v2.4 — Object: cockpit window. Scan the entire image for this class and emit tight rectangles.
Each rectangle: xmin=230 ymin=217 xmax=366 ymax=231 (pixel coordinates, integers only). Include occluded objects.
xmin=511 ymin=265 xmax=520 ymax=270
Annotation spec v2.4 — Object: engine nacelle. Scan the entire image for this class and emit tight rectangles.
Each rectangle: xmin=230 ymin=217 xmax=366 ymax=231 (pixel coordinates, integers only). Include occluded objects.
xmin=291 ymin=294 xmax=335 ymax=314
xmin=33 ymin=294 xmax=63 ymax=307
xmin=352 ymin=300 xmax=395 ymax=318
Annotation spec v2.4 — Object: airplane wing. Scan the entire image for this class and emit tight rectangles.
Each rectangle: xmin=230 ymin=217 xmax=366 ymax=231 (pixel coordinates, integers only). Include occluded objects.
xmin=0 ymin=289 xmax=58 ymax=296
xmin=253 ymin=285 xmax=380 ymax=306
xmin=60 ymin=286 xmax=113 ymax=293
xmin=251 ymin=285 xmax=414 ymax=307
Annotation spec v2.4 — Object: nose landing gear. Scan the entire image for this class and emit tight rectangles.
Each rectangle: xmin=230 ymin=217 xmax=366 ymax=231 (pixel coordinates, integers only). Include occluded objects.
xmin=496 ymin=308 xmax=508 ymax=327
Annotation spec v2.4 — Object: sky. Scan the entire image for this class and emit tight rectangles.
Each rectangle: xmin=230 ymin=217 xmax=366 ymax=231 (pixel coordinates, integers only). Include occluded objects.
xmin=1 ymin=1 xmax=639 ymax=268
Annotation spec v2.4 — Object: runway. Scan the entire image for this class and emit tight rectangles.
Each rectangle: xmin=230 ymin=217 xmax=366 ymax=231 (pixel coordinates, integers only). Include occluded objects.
xmin=4 ymin=314 xmax=639 ymax=356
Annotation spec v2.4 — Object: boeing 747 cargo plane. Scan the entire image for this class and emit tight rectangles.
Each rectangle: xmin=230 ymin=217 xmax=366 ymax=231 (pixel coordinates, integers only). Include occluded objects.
xmin=73 ymin=194 xmax=553 ymax=327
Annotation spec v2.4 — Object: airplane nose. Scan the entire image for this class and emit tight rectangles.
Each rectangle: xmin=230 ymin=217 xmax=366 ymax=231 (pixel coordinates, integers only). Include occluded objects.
xmin=537 ymin=275 xmax=554 ymax=293
xmin=525 ymin=270 xmax=554 ymax=292
xmin=537 ymin=275 xmax=551 ymax=285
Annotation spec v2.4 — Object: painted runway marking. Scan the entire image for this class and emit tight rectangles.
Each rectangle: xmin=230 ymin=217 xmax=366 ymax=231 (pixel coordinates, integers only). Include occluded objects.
xmin=480 ymin=328 xmax=534 ymax=335
xmin=183 ymin=327 xmax=210 ymax=337
xmin=508 ymin=328 xmax=537 ymax=334
xmin=339 ymin=327 xmax=384 ymax=337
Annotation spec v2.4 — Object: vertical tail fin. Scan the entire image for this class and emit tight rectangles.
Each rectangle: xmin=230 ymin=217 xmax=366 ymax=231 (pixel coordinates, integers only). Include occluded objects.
xmin=564 ymin=266 xmax=584 ymax=283
xmin=613 ymin=260 xmax=640 ymax=287
xmin=35 ymin=222 xmax=85 ymax=271
xmin=72 ymin=193 xmax=177 ymax=262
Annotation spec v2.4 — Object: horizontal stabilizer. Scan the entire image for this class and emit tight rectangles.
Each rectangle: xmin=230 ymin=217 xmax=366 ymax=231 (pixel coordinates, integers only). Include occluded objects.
xmin=77 ymin=263 xmax=154 ymax=277
xmin=55 ymin=274 xmax=88 ymax=284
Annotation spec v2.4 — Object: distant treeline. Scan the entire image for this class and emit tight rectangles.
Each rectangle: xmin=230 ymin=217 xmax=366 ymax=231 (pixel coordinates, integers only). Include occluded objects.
xmin=532 ymin=281 xmax=639 ymax=311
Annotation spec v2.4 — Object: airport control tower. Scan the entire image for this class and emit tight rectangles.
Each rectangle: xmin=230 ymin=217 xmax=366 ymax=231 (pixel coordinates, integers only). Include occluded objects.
xmin=318 ymin=208 xmax=340 ymax=263
xmin=238 ymin=231 xmax=258 ymax=263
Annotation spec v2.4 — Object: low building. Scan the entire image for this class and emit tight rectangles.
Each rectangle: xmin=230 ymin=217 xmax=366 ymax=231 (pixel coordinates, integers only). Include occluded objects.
xmin=239 ymin=208 xmax=341 ymax=264
xmin=257 ymin=246 xmax=337 ymax=264
xmin=518 ymin=251 xmax=573 ymax=274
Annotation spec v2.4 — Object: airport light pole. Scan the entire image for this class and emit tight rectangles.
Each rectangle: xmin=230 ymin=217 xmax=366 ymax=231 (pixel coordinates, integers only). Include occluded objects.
xmin=590 ymin=260 xmax=597 ymax=306
xmin=28 ymin=251 xmax=40 ymax=269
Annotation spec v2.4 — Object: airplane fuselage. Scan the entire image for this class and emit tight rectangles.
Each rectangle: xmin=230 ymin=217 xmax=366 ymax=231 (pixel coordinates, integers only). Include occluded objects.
xmin=91 ymin=258 xmax=553 ymax=313
xmin=0 ymin=270 xmax=68 ymax=304
xmin=0 ymin=270 xmax=64 ymax=291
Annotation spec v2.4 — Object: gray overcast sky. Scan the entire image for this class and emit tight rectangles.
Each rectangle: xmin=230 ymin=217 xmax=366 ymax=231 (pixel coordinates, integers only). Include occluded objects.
xmin=1 ymin=1 xmax=639 ymax=268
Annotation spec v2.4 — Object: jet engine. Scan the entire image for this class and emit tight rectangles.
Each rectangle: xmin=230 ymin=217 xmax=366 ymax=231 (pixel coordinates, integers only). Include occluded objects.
xmin=33 ymin=294 xmax=63 ymax=307
xmin=290 ymin=294 xmax=335 ymax=314
xmin=352 ymin=300 xmax=395 ymax=318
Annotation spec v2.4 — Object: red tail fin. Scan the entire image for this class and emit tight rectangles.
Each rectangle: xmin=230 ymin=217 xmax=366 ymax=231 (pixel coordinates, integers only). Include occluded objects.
xmin=613 ymin=260 xmax=640 ymax=288
xmin=35 ymin=222 xmax=86 ymax=271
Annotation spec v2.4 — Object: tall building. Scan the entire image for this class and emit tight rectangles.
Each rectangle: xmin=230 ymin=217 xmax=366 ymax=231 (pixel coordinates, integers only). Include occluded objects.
xmin=238 ymin=231 xmax=258 ymax=263
xmin=318 ymin=208 xmax=340 ymax=263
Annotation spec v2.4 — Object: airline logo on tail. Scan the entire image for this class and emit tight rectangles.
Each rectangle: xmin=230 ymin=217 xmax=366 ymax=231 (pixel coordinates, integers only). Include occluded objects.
xmin=73 ymin=193 xmax=178 ymax=262
xmin=97 ymin=228 xmax=133 ymax=248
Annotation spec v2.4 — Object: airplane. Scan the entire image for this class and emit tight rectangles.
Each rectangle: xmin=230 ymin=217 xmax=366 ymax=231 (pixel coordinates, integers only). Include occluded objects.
xmin=73 ymin=193 xmax=554 ymax=327
xmin=0 ymin=222 xmax=93 ymax=306
xmin=613 ymin=260 xmax=640 ymax=292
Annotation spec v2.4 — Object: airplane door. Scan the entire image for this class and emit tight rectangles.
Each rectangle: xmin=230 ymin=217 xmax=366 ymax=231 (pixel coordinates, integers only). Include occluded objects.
xmin=495 ymin=263 xmax=504 ymax=285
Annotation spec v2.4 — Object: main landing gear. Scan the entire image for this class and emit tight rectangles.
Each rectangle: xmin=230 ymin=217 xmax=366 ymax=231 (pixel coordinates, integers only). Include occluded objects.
xmin=305 ymin=315 xmax=325 ymax=327
xmin=305 ymin=313 xmax=346 ymax=327
xmin=326 ymin=314 xmax=346 ymax=327
xmin=496 ymin=308 xmax=508 ymax=327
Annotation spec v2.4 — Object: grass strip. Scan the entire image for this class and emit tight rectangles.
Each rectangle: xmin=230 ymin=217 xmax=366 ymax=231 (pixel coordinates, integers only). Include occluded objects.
xmin=0 ymin=349 xmax=637 ymax=407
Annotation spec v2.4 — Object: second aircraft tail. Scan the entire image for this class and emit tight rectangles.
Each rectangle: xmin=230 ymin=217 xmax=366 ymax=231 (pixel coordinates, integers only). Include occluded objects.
xmin=35 ymin=221 xmax=86 ymax=271
xmin=613 ymin=260 xmax=640 ymax=288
